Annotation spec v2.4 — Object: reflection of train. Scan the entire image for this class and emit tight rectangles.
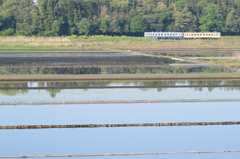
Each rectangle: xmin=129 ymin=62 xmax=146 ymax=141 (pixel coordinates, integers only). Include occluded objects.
xmin=144 ymin=32 xmax=221 ymax=39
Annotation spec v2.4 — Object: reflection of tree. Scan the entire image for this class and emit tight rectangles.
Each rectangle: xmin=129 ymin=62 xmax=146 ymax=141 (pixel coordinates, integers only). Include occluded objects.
xmin=0 ymin=83 xmax=29 ymax=96
xmin=1 ymin=80 xmax=240 ymax=97
xmin=0 ymin=89 xmax=28 ymax=96
xmin=46 ymin=89 xmax=61 ymax=98
xmin=223 ymin=80 xmax=240 ymax=91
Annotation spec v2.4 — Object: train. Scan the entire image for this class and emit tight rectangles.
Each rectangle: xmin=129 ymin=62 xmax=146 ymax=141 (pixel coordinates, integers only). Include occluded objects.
xmin=144 ymin=32 xmax=221 ymax=39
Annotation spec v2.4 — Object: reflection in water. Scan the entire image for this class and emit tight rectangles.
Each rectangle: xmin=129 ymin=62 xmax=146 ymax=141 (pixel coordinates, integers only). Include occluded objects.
xmin=0 ymin=66 xmax=235 ymax=75
xmin=1 ymin=51 xmax=239 ymax=158
xmin=0 ymin=80 xmax=240 ymax=98
xmin=0 ymin=83 xmax=29 ymax=96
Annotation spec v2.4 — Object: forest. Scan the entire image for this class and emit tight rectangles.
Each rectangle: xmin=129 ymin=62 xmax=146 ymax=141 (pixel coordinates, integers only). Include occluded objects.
xmin=0 ymin=0 xmax=239 ymax=36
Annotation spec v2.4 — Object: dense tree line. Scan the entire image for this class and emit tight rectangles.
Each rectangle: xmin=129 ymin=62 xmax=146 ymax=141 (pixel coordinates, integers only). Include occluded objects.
xmin=0 ymin=0 xmax=239 ymax=36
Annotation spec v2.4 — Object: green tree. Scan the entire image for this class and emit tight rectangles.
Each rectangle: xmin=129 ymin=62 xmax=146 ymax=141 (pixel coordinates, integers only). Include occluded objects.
xmin=130 ymin=15 xmax=146 ymax=34
xmin=100 ymin=18 xmax=109 ymax=34
xmin=225 ymin=9 xmax=239 ymax=34
xmin=77 ymin=18 xmax=91 ymax=36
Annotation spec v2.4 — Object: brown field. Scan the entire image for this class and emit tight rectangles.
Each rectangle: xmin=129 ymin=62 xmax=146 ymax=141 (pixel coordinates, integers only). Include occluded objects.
xmin=1 ymin=36 xmax=240 ymax=50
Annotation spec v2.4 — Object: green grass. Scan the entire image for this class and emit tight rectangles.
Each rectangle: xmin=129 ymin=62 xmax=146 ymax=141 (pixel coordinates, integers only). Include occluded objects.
xmin=0 ymin=45 xmax=54 ymax=49
xmin=215 ymin=60 xmax=240 ymax=67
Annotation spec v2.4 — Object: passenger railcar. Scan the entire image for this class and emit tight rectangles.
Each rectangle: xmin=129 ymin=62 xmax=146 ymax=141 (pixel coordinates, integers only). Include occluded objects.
xmin=144 ymin=32 xmax=183 ymax=39
xmin=144 ymin=32 xmax=221 ymax=39
xmin=183 ymin=32 xmax=221 ymax=39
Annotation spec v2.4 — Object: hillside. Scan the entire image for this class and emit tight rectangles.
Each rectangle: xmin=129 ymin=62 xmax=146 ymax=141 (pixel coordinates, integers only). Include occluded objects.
xmin=0 ymin=0 xmax=239 ymax=36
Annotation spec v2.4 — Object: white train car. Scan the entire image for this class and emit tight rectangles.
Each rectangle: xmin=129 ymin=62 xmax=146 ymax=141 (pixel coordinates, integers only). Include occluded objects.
xmin=183 ymin=32 xmax=221 ymax=39
xmin=144 ymin=32 xmax=221 ymax=39
xmin=144 ymin=32 xmax=183 ymax=39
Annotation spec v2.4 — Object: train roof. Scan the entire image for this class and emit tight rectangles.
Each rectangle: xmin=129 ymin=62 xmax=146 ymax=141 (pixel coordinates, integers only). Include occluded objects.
xmin=183 ymin=32 xmax=221 ymax=33
xmin=144 ymin=32 xmax=221 ymax=33
xmin=144 ymin=32 xmax=183 ymax=34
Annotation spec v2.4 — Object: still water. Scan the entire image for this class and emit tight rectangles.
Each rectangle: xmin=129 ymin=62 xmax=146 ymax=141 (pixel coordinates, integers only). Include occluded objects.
xmin=1 ymin=102 xmax=240 ymax=125
xmin=1 ymin=103 xmax=240 ymax=159
xmin=1 ymin=80 xmax=240 ymax=87
xmin=0 ymin=50 xmax=239 ymax=159
xmin=1 ymin=87 xmax=240 ymax=103
xmin=0 ymin=80 xmax=240 ymax=103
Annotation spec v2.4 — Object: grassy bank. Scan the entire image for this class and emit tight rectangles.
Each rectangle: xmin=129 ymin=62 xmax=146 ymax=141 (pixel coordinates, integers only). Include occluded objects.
xmin=214 ymin=60 xmax=240 ymax=67
xmin=0 ymin=74 xmax=240 ymax=82
xmin=0 ymin=36 xmax=240 ymax=50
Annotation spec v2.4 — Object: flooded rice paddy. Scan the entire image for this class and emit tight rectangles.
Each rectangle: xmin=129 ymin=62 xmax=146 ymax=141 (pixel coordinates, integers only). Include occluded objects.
xmin=0 ymin=80 xmax=240 ymax=104
xmin=0 ymin=49 xmax=240 ymax=158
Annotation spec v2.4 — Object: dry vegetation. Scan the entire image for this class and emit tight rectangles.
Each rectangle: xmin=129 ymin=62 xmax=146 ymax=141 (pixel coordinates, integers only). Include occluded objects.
xmin=0 ymin=36 xmax=240 ymax=50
